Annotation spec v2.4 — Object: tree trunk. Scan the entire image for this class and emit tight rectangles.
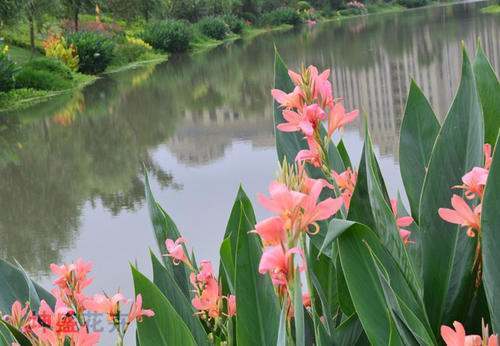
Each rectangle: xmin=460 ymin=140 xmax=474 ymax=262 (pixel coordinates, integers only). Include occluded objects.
xmin=74 ymin=8 xmax=79 ymax=32
xmin=29 ymin=16 xmax=35 ymax=54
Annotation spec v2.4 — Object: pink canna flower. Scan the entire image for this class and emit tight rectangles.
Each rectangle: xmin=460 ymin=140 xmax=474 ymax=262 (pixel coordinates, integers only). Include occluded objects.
xmin=271 ymin=86 xmax=303 ymax=109
xmin=277 ymin=109 xmax=314 ymax=136
xmin=484 ymin=144 xmax=492 ymax=170
xmin=295 ymin=136 xmax=322 ymax=168
xmin=192 ymin=276 xmax=220 ymax=318
xmin=332 ymin=168 xmax=357 ymax=210
xmin=227 ymin=295 xmax=236 ymax=317
xmin=438 ymin=195 xmax=481 ymax=237
xmin=440 ymin=321 xmax=498 ymax=346
xmin=453 ymin=167 xmax=489 ymax=199
xmin=258 ymin=181 xmax=306 ymax=219
xmin=302 ymin=292 xmax=311 ymax=308
xmin=33 ymin=299 xmax=78 ymax=342
xmin=327 ymin=101 xmax=359 ymax=137
xmin=50 ymin=258 xmax=93 ymax=294
xmin=165 ymin=237 xmax=189 ymax=265
xmin=252 ymin=216 xmax=285 ymax=245
xmin=300 ymin=178 xmax=343 ymax=231
xmin=399 ymin=229 xmax=412 ymax=246
xmin=127 ymin=294 xmax=155 ymax=324
xmin=194 ymin=260 xmax=214 ymax=284
xmin=4 ymin=301 xmax=30 ymax=329
xmin=84 ymin=293 xmax=127 ymax=321
xmin=71 ymin=326 xmax=101 ymax=346
xmin=258 ymin=246 xmax=304 ymax=288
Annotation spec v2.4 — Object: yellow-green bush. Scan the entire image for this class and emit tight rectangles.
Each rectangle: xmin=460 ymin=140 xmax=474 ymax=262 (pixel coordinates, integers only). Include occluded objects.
xmin=43 ymin=35 xmax=79 ymax=72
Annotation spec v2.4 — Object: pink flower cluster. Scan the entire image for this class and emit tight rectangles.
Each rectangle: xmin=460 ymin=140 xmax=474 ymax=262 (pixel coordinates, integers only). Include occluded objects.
xmin=441 ymin=321 xmax=498 ymax=346
xmin=255 ymin=175 xmax=343 ymax=294
xmin=165 ymin=238 xmax=236 ymax=321
xmin=272 ymin=66 xmax=359 ymax=168
xmin=2 ymin=259 xmax=154 ymax=346
xmin=439 ymin=144 xmax=492 ymax=238
xmin=346 ymin=1 xmax=366 ymax=9
xmin=391 ymin=198 xmax=415 ymax=245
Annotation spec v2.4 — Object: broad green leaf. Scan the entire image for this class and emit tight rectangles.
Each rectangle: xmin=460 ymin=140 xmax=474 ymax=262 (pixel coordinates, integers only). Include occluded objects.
xmin=219 ymin=238 xmax=235 ymax=295
xmin=234 ymin=188 xmax=280 ymax=346
xmin=310 ymin=270 xmax=334 ymax=334
xmin=276 ymin=303 xmax=287 ymax=346
xmin=0 ymin=258 xmax=54 ymax=314
xmin=131 ymin=265 xmax=196 ymax=346
xmin=150 ymin=252 xmax=208 ymax=345
xmin=338 ymin=223 xmax=433 ymax=346
xmin=1 ymin=321 xmax=31 ymax=346
xmin=293 ymin=272 xmax=305 ymax=346
xmin=143 ymin=170 xmax=190 ymax=299
xmin=481 ymin=134 xmax=500 ymax=333
xmin=14 ymin=260 xmax=40 ymax=311
xmin=419 ymin=49 xmax=484 ymax=331
xmin=338 ymin=223 xmax=403 ymax=345
xmin=369 ymin=247 xmax=436 ymax=345
xmin=336 ymin=253 xmax=355 ymax=316
xmin=399 ymin=81 xmax=440 ymax=221
xmin=219 ymin=186 xmax=249 ymax=295
xmin=309 ymin=245 xmax=338 ymax=324
xmin=337 ymin=139 xmax=352 ymax=169
xmin=0 ymin=320 xmax=16 ymax=345
xmin=331 ymin=314 xmax=364 ymax=345
xmin=473 ymin=45 xmax=500 ymax=146
xmin=349 ymin=128 xmax=422 ymax=299
xmin=318 ymin=219 xmax=355 ymax=255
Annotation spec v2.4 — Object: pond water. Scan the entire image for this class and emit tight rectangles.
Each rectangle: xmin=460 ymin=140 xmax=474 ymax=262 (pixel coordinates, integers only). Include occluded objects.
xmin=0 ymin=0 xmax=498 ymax=340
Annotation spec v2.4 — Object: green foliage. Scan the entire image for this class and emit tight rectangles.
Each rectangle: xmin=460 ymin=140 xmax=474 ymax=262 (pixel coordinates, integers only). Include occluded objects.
xmin=222 ymin=14 xmax=245 ymax=34
xmin=15 ymin=57 xmax=74 ymax=91
xmin=142 ymin=20 xmax=193 ymax=53
xmin=398 ymin=0 xmax=429 ymax=8
xmin=0 ymin=47 xmax=17 ymax=92
xmin=296 ymin=0 xmax=312 ymax=11
xmin=112 ymin=36 xmax=154 ymax=65
xmin=197 ymin=16 xmax=229 ymax=40
xmin=67 ymin=31 xmax=115 ymax=74
xmin=260 ymin=7 xmax=302 ymax=26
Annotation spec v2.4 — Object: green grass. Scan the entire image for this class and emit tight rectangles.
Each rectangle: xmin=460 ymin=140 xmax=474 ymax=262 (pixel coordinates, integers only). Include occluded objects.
xmin=6 ymin=46 xmax=41 ymax=64
xmin=0 ymin=72 xmax=96 ymax=112
xmin=480 ymin=4 xmax=500 ymax=14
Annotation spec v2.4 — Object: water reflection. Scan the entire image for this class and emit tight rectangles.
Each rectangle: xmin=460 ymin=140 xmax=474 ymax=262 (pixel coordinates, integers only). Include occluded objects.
xmin=0 ymin=1 xmax=498 ymax=278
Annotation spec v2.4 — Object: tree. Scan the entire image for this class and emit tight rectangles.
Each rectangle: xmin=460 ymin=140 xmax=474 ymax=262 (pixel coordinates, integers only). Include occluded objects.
xmin=106 ymin=0 xmax=166 ymax=21
xmin=61 ymin=0 xmax=94 ymax=32
xmin=21 ymin=0 xmax=54 ymax=53
xmin=0 ymin=0 xmax=19 ymax=27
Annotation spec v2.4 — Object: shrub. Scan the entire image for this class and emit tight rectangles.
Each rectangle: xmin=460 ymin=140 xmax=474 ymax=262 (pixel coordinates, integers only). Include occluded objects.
xmin=398 ymin=0 xmax=429 ymax=8
xmin=66 ymin=32 xmax=115 ymax=74
xmin=15 ymin=58 xmax=73 ymax=91
xmin=43 ymin=34 xmax=79 ymax=71
xmin=261 ymin=0 xmax=283 ymax=12
xmin=339 ymin=1 xmax=367 ymax=15
xmin=197 ymin=17 xmax=228 ymax=40
xmin=61 ymin=19 xmax=123 ymax=37
xmin=295 ymin=0 xmax=312 ymax=11
xmin=240 ymin=11 xmax=257 ymax=24
xmin=260 ymin=7 xmax=302 ymax=26
xmin=222 ymin=14 xmax=245 ymax=34
xmin=142 ymin=20 xmax=193 ymax=53
xmin=0 ymin=45 xmax=17 ymax=92
xmin=113 ymin=36 xmax=154 ymax=65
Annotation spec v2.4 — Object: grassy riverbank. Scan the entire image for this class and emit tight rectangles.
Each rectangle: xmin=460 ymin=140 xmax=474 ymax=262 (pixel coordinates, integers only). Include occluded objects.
xmin=480 ymin=4 xmax=500 ymax=13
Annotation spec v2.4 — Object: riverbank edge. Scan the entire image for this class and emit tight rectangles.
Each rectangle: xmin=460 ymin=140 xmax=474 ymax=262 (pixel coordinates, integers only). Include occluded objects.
xmin=0 ymin=1 xmax=473 ymax=113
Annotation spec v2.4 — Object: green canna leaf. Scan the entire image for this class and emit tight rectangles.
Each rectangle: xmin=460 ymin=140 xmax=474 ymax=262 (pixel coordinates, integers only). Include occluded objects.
xmin=150 ymin=252 xmax=209 ymax=346
xmin=419 ymin=48 xmax=484 ymax=332
xmin=0 ymin=320 xmax=17 ymax=345
xmin=337 ymin=139 xmax=352 ymax=169
xmin=481 ymin=133 xmax=500 ymax=333
xmin=399 ymin=81 xmax=440 ymax=222
xmin=338 ymin=223 xmax=433 ymax=345
xmin=143 ymin=170 xmax=191 ymax=300
xmin=276 ymin=303 xmax=287 ymax=346
xmin=348 ymin=126 xmax=422 ymax=299
xmin=0 ymin=258 xmax=54 ymax=314
xmin=473 ymin=45 xmax=500 ymax=146
xmin=233 ymin=187 xmax=280 ymax=346
xmin=293 ymin=271 xmax=305 ymax=346
xmin=131 ymin=265 xmax=197 ymax=346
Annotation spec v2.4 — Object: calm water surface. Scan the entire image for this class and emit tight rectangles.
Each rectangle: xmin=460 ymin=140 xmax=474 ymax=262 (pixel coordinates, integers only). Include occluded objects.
xmin=0 ymin=1 xmax=499 ymax=340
